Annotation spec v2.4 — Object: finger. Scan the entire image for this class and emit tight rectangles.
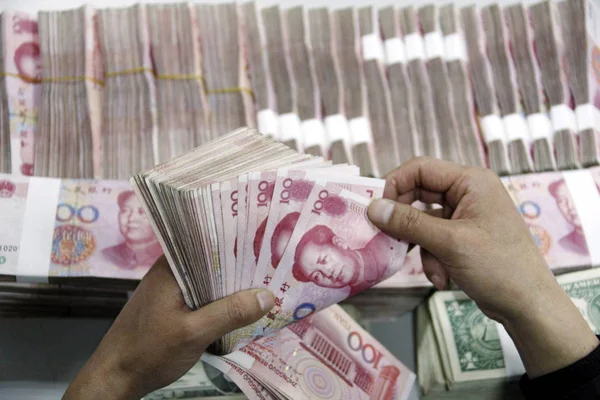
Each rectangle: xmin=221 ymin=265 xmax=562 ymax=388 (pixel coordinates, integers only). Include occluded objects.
xmin=424 ymin=208 xmax=444 ymax=219
xmin=134 ymin=255 xmax=183 ymax=307
xmin=190 ymin=289 xmax=274 ymax=344
xmin=368 ymin=198 xmax=454 ymax=254
xmin=383 ymin=157 xmax=466 ymax=208
xmin=396 ymin=188 xmax=446 ymax=206
xmin=421 ymin=248 xmax=449 ymax=290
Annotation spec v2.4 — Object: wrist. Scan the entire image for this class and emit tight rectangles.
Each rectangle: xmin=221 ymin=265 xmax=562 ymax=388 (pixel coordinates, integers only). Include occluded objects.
xmin=63 ymin=349 xmax=141 ymax=400
xmin=501 ymin=279 xmax=599 ymax=378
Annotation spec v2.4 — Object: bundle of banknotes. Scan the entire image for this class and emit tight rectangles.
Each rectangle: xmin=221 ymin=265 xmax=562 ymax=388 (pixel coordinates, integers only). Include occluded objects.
xmin=131 ymin=128 xmax=410 ymax=354
xmin=3 ymin=0 xmax=600 ymax=181
xmin=416 ymin=268 xmax=600 ymax=399
xmin=142 ymin=305 xmax=414 ymax=400
xmin=201 ymin=304 xmax=415 ymax=400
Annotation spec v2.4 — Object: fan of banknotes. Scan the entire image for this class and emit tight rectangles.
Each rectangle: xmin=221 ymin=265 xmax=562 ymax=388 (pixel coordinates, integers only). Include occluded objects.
xmin=131 ymin=127 xmax=409 ymax=354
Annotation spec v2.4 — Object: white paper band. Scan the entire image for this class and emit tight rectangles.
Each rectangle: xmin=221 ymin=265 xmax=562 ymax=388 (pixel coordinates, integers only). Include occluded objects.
xmin=384 ymin=37 xmax=406 ymax=65
xmin=301 ymin=118 xmax=327 ymax=149
xmin=550 ymin=104 xmax=577 ymax=133
xmin=496 ymin=322 xmax=526 ymax=377
xmin=324 ymin=114 xmax=351 ymax=144
xmin=503 ymin=113 xmax=530 ymax=144
xmin=575 ymin=103 xmax=600 ymax=132
xmin=278 ymin=113 xmax=303 ymax=148
xmin=10 ymin=138 xmax=21 ymax=176
xmin=444 ymin=33 xmax=467 ymax=62
xmin=563 ymin=170 xmax=600 ymax=265
xmin=17 ymin=177 xmax=61 ymax=283
xmin=480 ymin=114 xmax=506 ymax=143
xmin=348 ymin=117 xmax=372 ymax=145
xmin=362 ymin=33 xmax=385 ymax=62
xmin=526 ymin=113 xmax=553 ymax=141
xmin=424 ymin=31 xmax=444 ymax=60
xmin=404 ymin=33 xmax=425 ymax=61
xmin=257 ymin=108 xmax=278 ymax=138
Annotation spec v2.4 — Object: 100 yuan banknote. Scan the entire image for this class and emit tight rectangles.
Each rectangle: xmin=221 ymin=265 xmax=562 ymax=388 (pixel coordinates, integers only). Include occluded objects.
xmin=505 ymin=172 xmax=593 ymax=271
xmin=0 ymin=174 xmax=161 ymax=281
xmin=262 ymin=184 xmax=407 ymax=335
xmin=4 ymin=12 xmax=40 ymax=176
xmin=207 ymin=304 xmax=415 ymax=400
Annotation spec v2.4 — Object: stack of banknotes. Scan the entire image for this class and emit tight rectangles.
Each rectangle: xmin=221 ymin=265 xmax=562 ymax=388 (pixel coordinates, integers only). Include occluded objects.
xmin=144 ymin=360 xmax=245 ymax=400
xmin=3 ymin=0 xmax=600 ymax=180
xmin=200 ymin=304 xmax=415 ymax=400
xmin=416 ymin=268 xmax=600 ymax=399
xmin=131 ymin=128 xmax=410 ymax=354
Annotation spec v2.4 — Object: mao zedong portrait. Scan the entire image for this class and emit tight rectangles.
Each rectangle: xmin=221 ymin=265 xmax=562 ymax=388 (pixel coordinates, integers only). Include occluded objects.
xmin=102 ymin=191 xmax=163 ymax=269
xmin=548 ymin=179 xmax=589 ymax=255
xmin=270 ymin=212 xmax=398 ymax=296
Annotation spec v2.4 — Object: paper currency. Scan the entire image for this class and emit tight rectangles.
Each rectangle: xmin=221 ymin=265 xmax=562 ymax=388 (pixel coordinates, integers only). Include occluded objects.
xmin=0 ymin=174 xmax=160 ymax=281
xmin=503 ymin=172 xmax=593 ymax=271
xmin=3 ymin=12 xmax=40 ymax=177
xmin=419 ymin=268 xmax=600 ymax=397
xmin=131 ymin=128 xmax=409 ymax=353
xmin=204 ymin=304 xmax=415 ymax=400
xmin=144 ymin=360 xmax=244 ymax=400
xmin=35 ymin=6 xmax=103 ymax=179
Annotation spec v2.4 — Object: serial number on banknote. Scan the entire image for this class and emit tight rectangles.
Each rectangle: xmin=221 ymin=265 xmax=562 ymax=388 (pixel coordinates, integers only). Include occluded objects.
xmin=0 ymin=245 xmax=18 ymax=252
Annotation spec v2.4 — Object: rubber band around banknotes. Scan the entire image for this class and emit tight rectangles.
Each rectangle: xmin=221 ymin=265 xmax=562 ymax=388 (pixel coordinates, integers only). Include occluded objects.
xmin=206 ymin=87 xmax=253 ymax=96
xmin=105 ymin=66 xmax=154 ymax=78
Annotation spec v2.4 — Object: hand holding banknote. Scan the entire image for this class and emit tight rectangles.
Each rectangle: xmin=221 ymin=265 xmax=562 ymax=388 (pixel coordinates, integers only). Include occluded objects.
xmin=63 ymin=256 xmax=274 ymax=400
xmin=368 ymin=157 xmax=599 ymax=378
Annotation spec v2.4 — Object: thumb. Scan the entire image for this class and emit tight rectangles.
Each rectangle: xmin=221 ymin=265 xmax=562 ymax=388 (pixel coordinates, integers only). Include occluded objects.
xmin=190 ymin=289 xmax=274 ymax=344
xmin=368 ymin=198 xmax=453 ymax=255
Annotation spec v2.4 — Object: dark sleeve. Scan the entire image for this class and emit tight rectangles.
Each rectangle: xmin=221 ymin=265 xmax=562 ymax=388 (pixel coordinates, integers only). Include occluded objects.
xmin=519 ymin=336 xmax=600 ymax=400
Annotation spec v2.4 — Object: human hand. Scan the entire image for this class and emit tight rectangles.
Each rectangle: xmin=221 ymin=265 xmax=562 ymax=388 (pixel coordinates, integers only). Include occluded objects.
xmin=63 ymin=256 xmax=274 ymax=400
xmin=368 ymin=157 xmax=598 ymax=377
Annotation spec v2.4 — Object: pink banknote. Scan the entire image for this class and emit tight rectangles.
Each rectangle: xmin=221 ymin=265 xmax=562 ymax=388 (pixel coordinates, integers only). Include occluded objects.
xmin=503 ymin=172 xmax=592 ymax=271
xmin=3 ymin=12 xmax=40 ymax=176
xmin=253 ymin=166 xmax=360 ymax=288
xmin=375 ymin=247 xmax=432 ymax=289
xmin=84 ymin=6 xmax=105 ymax=178
xmin=215 ymin=304 xmax=415 ymax=400
xmin=235 ymin=174 xmax=249 ymax=291
xmin=220 ymin=178 xmax=239 ymax=295
xmin=0 ymin=176 xmax=30 ymax=275
xmin=202 ymin=355 xmax=276 ymax=400
xmin=0 ymin=174 xmax=161 ymax=280
xmin=240 ymin=170 xmax=278 ymax=290
xmin=260 ymin=183 xmax=407 ymax=334
xmin=211 ymin=183 xmax=226 ymax=297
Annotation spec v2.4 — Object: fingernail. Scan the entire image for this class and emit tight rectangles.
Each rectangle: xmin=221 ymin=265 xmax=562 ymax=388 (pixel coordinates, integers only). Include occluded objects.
xmin=256 ymin=290 xmax=275 ymax=312
xmin=431 ymin=274 xmax=446 ymax=290
xmin=369 ymin=199 xmax=394 ymax=225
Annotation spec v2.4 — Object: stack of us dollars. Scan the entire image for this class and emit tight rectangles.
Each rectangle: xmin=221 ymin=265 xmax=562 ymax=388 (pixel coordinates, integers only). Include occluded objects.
xmin=417 ymin=268 xmax=600 ymax=399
